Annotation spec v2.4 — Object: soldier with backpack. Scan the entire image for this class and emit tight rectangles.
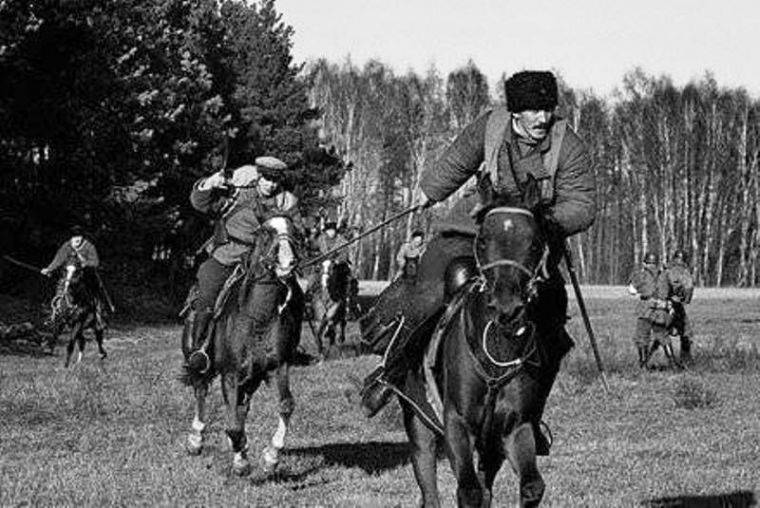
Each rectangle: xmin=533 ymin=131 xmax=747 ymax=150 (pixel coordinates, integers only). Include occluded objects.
xmin=360 ymin=70 xmax=596 ymax=455
xmin=664 ymin=249 xmax=695 ymax=362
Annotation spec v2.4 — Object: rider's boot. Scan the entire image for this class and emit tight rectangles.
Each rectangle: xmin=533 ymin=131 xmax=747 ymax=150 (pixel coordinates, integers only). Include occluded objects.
xmin=360 ymin=307 xmax=432 ymax=418
xmin=532 ymin=328 xmax=574 ymax=456
xmin=361 ymin=256 xmax=477 ymax=418
xmin=680 ymin=335 xmax=693 ymax=364
xmin=360 ymin=364 xmax=396 ymax=417
xmin=182 ymin=308 xmax=214 ymax=373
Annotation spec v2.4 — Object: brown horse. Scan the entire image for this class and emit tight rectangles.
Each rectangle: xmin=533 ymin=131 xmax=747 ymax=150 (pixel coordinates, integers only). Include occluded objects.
xmin=180 ymin=215 xmax=304 ymax=476
xmin=47 ymin=257 xmax=107 ymax=367
xmin=401 ymin=204 xmax=564 ymax=507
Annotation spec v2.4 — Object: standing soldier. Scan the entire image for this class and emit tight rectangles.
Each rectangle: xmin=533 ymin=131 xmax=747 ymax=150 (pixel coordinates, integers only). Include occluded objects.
xmin=395 ymin=230 xmax=426 ymax=280
xmin=184 ymin=157 xmax=300 ymax=367
xmin=664 ymin=249 xmax=694 ymax=362
xmin=627 ymin=252 xmax=670 ymax=367
xmin=360 ymin=70 xmax=596 ymax=455
xmin=41 ymin=225 xmax=108 ymax=327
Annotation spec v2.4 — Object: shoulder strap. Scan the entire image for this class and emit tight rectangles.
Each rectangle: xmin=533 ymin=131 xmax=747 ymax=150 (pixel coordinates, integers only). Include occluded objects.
xmin=539 ymin=119 xmax=568 ymax=203
xmin=545 ymin=119 xmax=567 ymax=178
xmin=483 ymin=108 xmax=512 ymax=189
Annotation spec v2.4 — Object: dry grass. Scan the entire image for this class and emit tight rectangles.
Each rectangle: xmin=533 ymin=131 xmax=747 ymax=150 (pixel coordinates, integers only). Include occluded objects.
xmin=1 ymin=293 xmax=759 ymax=506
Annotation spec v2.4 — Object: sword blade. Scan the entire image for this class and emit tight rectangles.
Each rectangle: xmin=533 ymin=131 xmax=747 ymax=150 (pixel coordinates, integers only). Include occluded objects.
xmin=2 ymin=255 xmax=43 ymax=274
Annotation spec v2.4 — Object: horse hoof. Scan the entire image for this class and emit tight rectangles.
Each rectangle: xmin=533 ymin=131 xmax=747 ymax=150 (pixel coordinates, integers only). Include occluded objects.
xmin=186 ymin=434 xmax=203 ymax=456
xmin=232 ymin=458 xmax=251 ymax=477
xmin=261 ymin=445 xmax=280 ymax=475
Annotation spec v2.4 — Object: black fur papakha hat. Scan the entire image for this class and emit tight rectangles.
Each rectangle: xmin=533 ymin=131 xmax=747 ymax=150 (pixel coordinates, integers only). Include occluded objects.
xmin=505 ymin=71 xmax=558 ymax=113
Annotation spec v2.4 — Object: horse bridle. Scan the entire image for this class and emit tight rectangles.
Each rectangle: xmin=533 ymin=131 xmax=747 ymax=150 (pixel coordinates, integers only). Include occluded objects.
xmin=471 ymin=206 xmax=547 ymax=369
xmin=474 ymin=207 xmax=549 ymax=283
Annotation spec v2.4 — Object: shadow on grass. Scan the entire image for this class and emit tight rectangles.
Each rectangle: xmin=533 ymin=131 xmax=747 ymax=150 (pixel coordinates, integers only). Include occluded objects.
xmin=642 ymin=490 xmax=756 ymax=507
xmin=286 ymin=440 xmax=409 ymax=474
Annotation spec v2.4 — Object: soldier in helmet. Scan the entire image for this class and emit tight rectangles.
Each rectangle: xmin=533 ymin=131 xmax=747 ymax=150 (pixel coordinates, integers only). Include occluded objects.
xmin=663 ymin=249 xmax=695 ymax=362
xmin=184 ymin=156 xmax=302 ymax=363
xmin=627 ymin=252 xmax=670 ymax=366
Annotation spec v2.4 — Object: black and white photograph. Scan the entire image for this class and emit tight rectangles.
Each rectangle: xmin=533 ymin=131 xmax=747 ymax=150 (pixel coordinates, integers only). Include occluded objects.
xmin=1 ymin=0 xmax=758 ymax=506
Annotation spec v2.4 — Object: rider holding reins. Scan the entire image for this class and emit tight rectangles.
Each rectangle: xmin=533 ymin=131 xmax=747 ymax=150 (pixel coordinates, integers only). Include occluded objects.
xmin=361 ymin=70 xmax=596 ymax=455
xmin=41 ymin=225 xmax=108 ymax=327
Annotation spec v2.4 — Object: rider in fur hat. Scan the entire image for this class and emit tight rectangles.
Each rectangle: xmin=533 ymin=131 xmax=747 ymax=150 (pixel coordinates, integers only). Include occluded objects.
xmin=360 ymin=70 xmax=596 ymax=455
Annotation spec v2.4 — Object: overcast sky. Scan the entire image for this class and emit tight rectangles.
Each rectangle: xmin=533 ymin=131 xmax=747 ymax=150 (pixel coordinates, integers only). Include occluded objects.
xmin=276 ymin=0 xmax=760 ymax=97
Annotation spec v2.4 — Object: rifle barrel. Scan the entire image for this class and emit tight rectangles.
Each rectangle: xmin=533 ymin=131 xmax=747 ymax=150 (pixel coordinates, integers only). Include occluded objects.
xmin=301 ymin=204 xmax=422 ymax=269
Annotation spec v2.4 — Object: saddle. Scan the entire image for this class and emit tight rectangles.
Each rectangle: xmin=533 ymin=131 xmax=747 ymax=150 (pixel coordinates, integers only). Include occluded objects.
xmin=179 ymin=264 xmax=247 ymax=319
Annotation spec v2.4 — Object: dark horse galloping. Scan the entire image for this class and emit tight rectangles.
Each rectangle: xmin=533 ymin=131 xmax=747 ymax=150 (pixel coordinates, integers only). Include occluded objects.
xmin=312 ymin=259 xmax=359 ymax=357
xmin=180 ymin=216 xmax=304 ymax=476
xmin=47 ymin=257 xmax=107 ymax=367
xmin=401 ymin=202 xmax=564 ymax=507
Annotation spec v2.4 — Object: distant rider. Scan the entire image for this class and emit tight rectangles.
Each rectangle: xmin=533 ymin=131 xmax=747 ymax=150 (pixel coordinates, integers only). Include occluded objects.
xmin=41 ymin=225 xmax=107 ymax=327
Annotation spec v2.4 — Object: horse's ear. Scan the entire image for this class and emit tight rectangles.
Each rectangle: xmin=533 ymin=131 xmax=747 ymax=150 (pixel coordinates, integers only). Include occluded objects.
xmin=522 ymin=174 xmax=542 ymax=211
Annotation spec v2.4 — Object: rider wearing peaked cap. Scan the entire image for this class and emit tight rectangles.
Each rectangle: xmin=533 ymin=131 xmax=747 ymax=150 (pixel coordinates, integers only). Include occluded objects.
xmin=184 ymin=155 xmax=302 ymax=366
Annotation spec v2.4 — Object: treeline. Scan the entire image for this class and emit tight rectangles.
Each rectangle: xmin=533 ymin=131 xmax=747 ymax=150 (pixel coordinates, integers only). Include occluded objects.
xmin=0 ymin=0 xmax=345 ymax=309
xmin=309 ymin=62 xmax=760 ymax=286
xmin=2 ymin=0 xmax=758 ymax=300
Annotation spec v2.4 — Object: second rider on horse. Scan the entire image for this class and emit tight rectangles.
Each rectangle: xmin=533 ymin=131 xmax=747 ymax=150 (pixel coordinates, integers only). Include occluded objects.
xmin=184 ymin=156 xmax=302 ymax=366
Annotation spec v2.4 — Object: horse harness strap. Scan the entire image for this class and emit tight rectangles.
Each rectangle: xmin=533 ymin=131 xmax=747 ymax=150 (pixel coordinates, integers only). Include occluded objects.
xmin=478 ymin=259 xmax=534 ymax=278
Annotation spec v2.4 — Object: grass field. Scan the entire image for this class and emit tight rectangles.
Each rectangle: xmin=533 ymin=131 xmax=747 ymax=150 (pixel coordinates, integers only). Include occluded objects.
xmin=1 ymin=289 xmax=759 ymax=507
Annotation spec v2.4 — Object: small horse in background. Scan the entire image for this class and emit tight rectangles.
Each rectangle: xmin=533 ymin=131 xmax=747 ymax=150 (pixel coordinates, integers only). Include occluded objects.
xmin=180 ymin=216 xmax=304 ymax=476
xmin=47 ymin=257 xmax=107 ymax=367
xmin=311 ymin=259 xmax=359 ymax=358
xmin=401 ymin=203 xmax=563 ymax=507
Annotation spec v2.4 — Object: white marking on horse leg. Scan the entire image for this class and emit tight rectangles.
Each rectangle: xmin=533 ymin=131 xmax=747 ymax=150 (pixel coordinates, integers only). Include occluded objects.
xmin=262 ymin=444 xmax=280 ymax=473
xmin=186 ymin=415 xmax=207 ymax=455
xmin=77 ymin=351 xmax=83 ymax=363
xmin=192 ymin=415 xmax=206 ymax=434
xmin=187 ymin=431 xmax=203 ymax=455
xmin=232 ymin=448 xmax=251 ymax=476
xmin=271 ymin=415 xmax=289 ymax=450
